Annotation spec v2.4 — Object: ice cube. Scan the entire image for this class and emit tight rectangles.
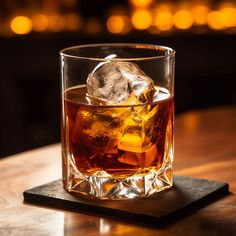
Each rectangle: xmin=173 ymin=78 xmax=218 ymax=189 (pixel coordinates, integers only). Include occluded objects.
xmin=118 ymin=145 xmax=159 ymax=167
xmin=118 ymin=133 xmax=143 ymax=153
xmin=118 ymin=151 xmax=139 ymax=166
xmin=86 ymin=55 xmax=154 ymax=105
xmin=118 ymin=100 xmax=160 ymax=153
xmin=72 ymin=106 xmax=127 ymax=152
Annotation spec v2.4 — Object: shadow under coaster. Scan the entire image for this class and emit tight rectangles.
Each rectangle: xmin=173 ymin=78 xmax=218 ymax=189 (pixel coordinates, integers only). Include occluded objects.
xmin=23 ymin=175 xmax=229 ymax=227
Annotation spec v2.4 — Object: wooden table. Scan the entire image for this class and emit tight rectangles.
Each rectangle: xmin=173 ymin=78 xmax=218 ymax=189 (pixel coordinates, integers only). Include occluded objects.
xmin=0 ymin=105 xmax=236 ymax=236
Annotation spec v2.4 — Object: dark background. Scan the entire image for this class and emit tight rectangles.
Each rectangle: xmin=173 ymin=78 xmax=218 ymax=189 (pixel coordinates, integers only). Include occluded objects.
xmin=0 ymin=0 xmax=236 ymax=158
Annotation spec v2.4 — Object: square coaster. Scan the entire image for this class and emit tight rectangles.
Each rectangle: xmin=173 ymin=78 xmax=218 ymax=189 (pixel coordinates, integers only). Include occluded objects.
xmin=23 ymin=176 xmax=229 ymax=227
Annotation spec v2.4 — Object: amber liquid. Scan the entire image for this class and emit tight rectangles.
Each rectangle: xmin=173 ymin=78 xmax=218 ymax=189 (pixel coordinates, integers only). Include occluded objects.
xmin=62 ymin=85 xmax=174 ymax=177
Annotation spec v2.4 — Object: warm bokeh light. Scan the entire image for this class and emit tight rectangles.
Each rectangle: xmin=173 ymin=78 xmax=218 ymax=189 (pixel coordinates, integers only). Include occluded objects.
xmin=154 ymin=3 xmax=174 ymax=12
xmin=207 ymin=11 xmax=225 ymax=30
xmin=131 ymin=9 xmax=152 ymax=30
xmin=173 ymin=10 xmax=194 ymax=30
xmin=154 ymin=11 xmax=173 ymax=31
xmin=129 ymin=0 xmax=153 ymax=8
xmin=85 ymin=18 xmax=102 ymax=34
xmin=10 ymin=16 xmax=32 ymax=35
xmin=220 ymin=7 xmax=236 ymax=27
xmin=4 ymin=1 xmax=236 ymax=36
xmin=191 ymin=5 xmax=209 ymax=25
xmin=107 ymin=16 xmax=125 ymax=33
xmin=48 ymin=14 xmax=65 ymax=31
xmin=106 ymin=15 xmax=131 ymax=34
xmin=64 ymin=13 xmax=82 ymax=30
xmin=32 ymin=14 xmax=49 ymax=32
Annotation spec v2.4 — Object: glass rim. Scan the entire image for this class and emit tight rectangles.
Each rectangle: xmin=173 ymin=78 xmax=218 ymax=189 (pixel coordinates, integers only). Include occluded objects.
xmin=60 ymin=43 xmax=175 ymax=61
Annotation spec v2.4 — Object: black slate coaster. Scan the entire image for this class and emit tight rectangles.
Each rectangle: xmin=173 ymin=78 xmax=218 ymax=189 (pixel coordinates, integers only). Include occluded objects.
xmin=23 ymin=176 xmax=229 ymax=227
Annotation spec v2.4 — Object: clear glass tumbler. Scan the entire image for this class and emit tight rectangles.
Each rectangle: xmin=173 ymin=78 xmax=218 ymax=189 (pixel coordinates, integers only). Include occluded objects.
xmin=60 ymin=43 xmax=175 ymax=200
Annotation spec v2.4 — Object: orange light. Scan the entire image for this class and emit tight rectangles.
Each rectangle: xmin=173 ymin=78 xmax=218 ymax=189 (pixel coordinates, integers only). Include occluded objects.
xmin=154 ymin=11 xmax=173 ymax=31
xmin=32 ymin=14 xmax=49 ymax=32
xmin=106 ymin=16 xmax=125 ymax=33
xmin=107 ymin=15 xmax=131 ymax=34
xmin=10 ymin=16 xmax=32 ymax=35
xmin=48 ymin=14 xmax=65 ymax=31
xmin=131 ymin=9 xmax=152 ymax=30
xmin=64 ymin=13 xmax=82 ymax=30
xmin=220 ymin=7 xmax=236 ymax=28
xmin=207 ymin=11 xmax=225 ymax=30
xmin=129 ymin=0 xmax=153 ymax=8
xmin=154 ymin=3 xmax=174 ymax=12
xmin=173 ymin=10 xmax=193 ymax=30
xmin=191 ymin=5 xmax=209 ymax=25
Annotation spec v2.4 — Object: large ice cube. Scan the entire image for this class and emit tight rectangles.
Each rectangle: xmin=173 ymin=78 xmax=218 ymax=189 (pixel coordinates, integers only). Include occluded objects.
xmin=86 ymin=55 xmax=154 ymax=105
xmin=118 ymin=100 xmax=160 ymax=153
xmin=72 ymin=105 xmax=129 ymax=153
xmin=118 ymin=144 xmax=159 ymax=167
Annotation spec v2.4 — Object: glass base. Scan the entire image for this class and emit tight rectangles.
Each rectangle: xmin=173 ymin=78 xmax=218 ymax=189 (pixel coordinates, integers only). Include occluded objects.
xmin=64 ymin=165 xmax=173 ymax=200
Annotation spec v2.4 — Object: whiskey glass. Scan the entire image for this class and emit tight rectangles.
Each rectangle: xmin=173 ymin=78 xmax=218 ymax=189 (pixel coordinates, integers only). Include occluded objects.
xmin=60 ymin=43 xmax=175 ymax=200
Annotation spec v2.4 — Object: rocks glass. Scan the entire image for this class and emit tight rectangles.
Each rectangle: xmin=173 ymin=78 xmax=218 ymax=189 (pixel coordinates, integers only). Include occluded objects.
xmin=60 ymin=44 xmax=175 ymax=200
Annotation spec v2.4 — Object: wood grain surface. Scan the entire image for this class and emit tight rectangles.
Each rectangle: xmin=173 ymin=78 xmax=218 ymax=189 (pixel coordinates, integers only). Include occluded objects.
xmin=0 ymin=105 xmax=236 ymax=236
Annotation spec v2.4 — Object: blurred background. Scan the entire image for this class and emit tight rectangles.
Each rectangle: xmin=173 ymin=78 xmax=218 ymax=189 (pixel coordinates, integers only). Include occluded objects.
xmin=0 ymin=0 xmax=236 ymax=158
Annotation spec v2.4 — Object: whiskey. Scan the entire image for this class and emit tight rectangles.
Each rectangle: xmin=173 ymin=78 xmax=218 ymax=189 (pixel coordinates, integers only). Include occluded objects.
xmin=62 ymin=85 xmax=174 ymax=178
